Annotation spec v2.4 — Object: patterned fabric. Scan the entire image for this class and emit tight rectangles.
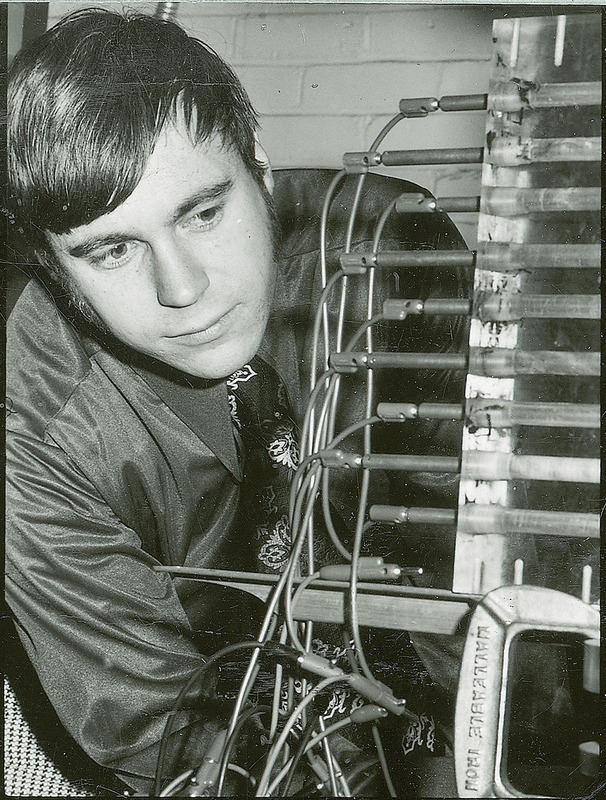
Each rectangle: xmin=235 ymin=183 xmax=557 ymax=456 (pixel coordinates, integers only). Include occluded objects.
xmin=226 ymin=356 xmax=299 ymax=573
xmin=3 ymin=679 xmax=94 ymax=797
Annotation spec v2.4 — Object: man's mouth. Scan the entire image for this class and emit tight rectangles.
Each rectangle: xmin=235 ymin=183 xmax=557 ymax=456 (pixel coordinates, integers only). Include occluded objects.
xmin=166 ymin=305 xmax=239 ymax=345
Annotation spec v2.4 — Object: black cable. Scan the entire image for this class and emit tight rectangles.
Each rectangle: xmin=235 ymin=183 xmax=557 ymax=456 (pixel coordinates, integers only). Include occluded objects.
xmin=279 ymin=712 xmax=319 ymax=797
xmin=215 ymin=703 xmax=273 ymax=796
xmin=153 ymin=640 xmax=270 ymax=796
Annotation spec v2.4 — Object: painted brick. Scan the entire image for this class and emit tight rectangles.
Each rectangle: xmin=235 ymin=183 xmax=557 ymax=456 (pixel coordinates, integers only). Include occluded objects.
xmin=367 ymin=7 xmax=496 ymax=63
xmin=237 ymin=66 xmax=303 ymax=114
xmin=301 ymin=62 xmax=443 ymax=116
xmin=438 ymin=60 xmax=491 ymax=97
xmin=233 ymin=10 xmax=367 ymax=66
xmin=258 ymin=115 xmax=367 ymax=169
xmin=47 ymin=1 xmax=158 ymax=27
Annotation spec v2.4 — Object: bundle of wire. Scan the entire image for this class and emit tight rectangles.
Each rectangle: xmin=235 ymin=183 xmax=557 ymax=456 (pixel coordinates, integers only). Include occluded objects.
xmin=155 ymin=112 xmax=429 ymax=798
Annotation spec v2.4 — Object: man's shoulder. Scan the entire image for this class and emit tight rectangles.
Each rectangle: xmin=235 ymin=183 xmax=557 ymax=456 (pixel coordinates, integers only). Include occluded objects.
xmin=7 ymin=280 xmax=95 ymax=438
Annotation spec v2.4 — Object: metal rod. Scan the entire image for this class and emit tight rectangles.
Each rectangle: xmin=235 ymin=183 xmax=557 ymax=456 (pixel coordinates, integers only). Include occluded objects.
xmin=462 ymin=452 xmax=599 ymax=484
xmin=483 ymin=186 xmax=600 ymax=217
xmin=438 ymin=94 xmax=488 ymax=112
xmin=383 ymin=298 xmax=471 ymax=319
xmin=457 ymin=504 xmax=599 ymax=539
xmin=466 ymin=400 xmax=600 ymax=429
xmin=155 ymin=2 xmax=178 ymax=21
xmin=477 ymin=242 xmax=599 ymax=271
xmin=395 ymin=195 xmax=480 ymax=214
xmin=381 ymin=148 xmax=483 ymax=166
xmin=437 ymin=196 xmax=481 ymax=213
xmin=377 ymin=402 xmax=464 ymax=422
xmin=469 ymin=348 xmax=599 ymax=378
xmin=491 ymin=81 xmax=601 ymax=111
xmin=476 ymin=293 xmax=600 ymax=321
xmin=365 ymin=352 xmax=467 ymax=370
xmin=339 ymin=250 xmax=476 ymax=270
xmin=369 ymin=505 xmax=456 ymax=525
xmin=363 ymin=454 xmax=461 ymax=472
xmin=487 ymin=136 xmax=601 ymax=166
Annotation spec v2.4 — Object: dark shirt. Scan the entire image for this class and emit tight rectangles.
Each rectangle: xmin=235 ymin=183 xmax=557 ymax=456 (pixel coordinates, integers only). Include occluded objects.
xmin=6 ymin=169 xmax=468 ymax=790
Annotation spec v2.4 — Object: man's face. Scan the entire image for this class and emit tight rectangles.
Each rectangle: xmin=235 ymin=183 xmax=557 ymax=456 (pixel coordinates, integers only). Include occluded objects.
xmin=46 ymin=124 xmax=276 ymax=379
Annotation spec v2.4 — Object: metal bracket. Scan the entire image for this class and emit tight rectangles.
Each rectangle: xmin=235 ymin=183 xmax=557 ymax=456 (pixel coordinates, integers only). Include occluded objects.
xmin=454 ymin=585 xmax=599 ymax=798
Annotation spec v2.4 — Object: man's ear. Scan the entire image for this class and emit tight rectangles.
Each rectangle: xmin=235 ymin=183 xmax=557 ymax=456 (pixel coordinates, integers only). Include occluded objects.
xmin=34 ymin=248 xmax=60 ymax=281
xmin=255 ymin=136 xmax=274 ymax=194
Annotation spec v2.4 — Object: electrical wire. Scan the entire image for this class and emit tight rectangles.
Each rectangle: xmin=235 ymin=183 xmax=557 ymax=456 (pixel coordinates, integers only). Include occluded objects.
xmin=277 ymin=712 xmax=319 ymax=797
xmin=318 ymin=170 xmax=348 ymax=375
xmin=153 ymin=640 xmax=270 ymax=796
xmin=215 ymin=704 xmax=272 ymax=796
xmin=372 ymin=723 xmax=397 ymax=797
xmin=159 ymin=768 xmax=194 ymax=796
xmin=255 ymin=675 xmax=346 ymax=796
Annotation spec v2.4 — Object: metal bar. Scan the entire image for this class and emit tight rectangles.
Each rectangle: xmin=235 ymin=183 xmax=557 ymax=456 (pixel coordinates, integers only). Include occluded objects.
xmin=395 ymin=195 xmax=480 ymax=214
xmin=483 ymin=186 xmax=600 ymax=216
xmin=487 ymin=136 xmax=601 ymax=166
xmin=476 ymin=293 xmax=600 ymax=321
xmin=365 ymin=352 xmax=467 ymax=370
xmin=381 ymin=148 xmax=483 ymax=166
xmin=477 ymin=242 xmax=599 ymax=271
xmin=153 ymin=566 xmax=478 ymax=635
xmin=468 ymin=348 xmax=599 ymax=377
xmin=462 ymin=452 xmax=599 ymax=484
xmin=369 ymin=505 xmax=456 ymax=525
xmin=377 ymin=402 xmax=464 ymax=422
xmin=491 ymin=80 xmax=601 ymax=111
xmin=383 ymin=298 xmax=471 ymax=319
xmin=338 ymin=250 xmax=476 ymax=270
xmin=363 ymin=454 xmax=461 ymax=472
xmin=457 ymin=504 xmax=599 ymax=539
xmin=438 ymin=94 xmax=488 ymax=112
xmin=437 ymin=197 xmax=481 ymax=213
xmin=466 ymin=399 xmax=600 ymax=429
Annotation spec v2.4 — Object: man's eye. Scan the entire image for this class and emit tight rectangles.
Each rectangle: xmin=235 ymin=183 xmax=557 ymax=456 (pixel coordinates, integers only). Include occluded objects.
xmin=185 ymin=205 xmax=223 ymax=230
xmin=109 ymin=243 xmax=129 ymax=259
xmin=89 ymin=242 xmax=137 ymax=268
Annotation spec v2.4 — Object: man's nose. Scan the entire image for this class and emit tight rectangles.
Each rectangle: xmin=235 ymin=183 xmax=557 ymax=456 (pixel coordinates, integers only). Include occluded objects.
xmin=153 ymin=238 xmax=210 ymax=308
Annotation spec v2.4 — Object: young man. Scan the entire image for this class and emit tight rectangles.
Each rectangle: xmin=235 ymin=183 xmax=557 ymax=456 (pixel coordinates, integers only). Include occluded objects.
xmin=6 ymin=8 xmax=468 ymax=794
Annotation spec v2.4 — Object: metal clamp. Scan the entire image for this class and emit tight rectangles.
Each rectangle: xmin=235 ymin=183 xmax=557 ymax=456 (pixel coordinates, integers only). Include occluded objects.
xmin=454 ymin=585 xmax=598 ymax=798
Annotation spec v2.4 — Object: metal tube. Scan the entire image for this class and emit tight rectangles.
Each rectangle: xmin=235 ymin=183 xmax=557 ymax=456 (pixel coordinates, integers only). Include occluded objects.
xmin=437 ymin=196 xmax=481 ymax=213
xmin=491 ymin=81 xmax=601 ymax=111
xmin=423 ymin=298 xmax=471 ymax=316
xmin=476 ymin=293 xmax=600 ymax=321
xmin=469 ymin=348 xmax=600 ymax=377
xmin=438 ymin=94 xmax=488 ymax=112
xmin=466 ymin=400 xmax=599 ymax=429
xmin=462 ymin=452 xmax=599 ymax=484
xmin=363 ymin=250 xmax=475 ymax=269
xmin=369 ymin=505 xmax=456 ymax=525
xmin=487 ymin=136 xmax=601 ymax=166
xmin=155 ymin=2 xmax=178 ymax=21
xmin=366 ymin=352 xmax=467 ymax=370
xmin=363 ymin=454 xmax=460 ymax=472
xmin=381 ymin=148 xmax=483 ymax=166
xmin=457 ymin=504 xmax=599 ymax=539
xmin=483 ymin=186 xmax=600 ymax=216
xmin=477 ymin=242 xmax=599 ymax=271
xmin=377 ymin=402 xmax=463 ymax=421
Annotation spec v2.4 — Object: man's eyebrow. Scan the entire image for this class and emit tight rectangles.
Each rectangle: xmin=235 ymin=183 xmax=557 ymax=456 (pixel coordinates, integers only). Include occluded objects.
xmin=170 ymin=179 xmax=234 ymax=224
xmin=65 ymin=179 xmax=234 ymax=258
xmin=67 ymin=233 xmax=136 ymax=259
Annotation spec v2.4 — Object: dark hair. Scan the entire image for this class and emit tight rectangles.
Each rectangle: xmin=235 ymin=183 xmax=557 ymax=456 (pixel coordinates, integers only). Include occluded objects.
xmin=8 ymin=8 xmax=263 ymax=247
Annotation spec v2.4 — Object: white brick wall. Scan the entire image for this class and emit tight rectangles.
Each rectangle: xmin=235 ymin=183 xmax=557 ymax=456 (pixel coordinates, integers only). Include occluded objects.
xmin=45 ymin=1 xmax=506 ymax=246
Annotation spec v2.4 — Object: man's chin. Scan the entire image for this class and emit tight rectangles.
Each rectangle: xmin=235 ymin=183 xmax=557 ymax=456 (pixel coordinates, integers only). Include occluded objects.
xmin=158 ymin=343 xmax=262 ymax=381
